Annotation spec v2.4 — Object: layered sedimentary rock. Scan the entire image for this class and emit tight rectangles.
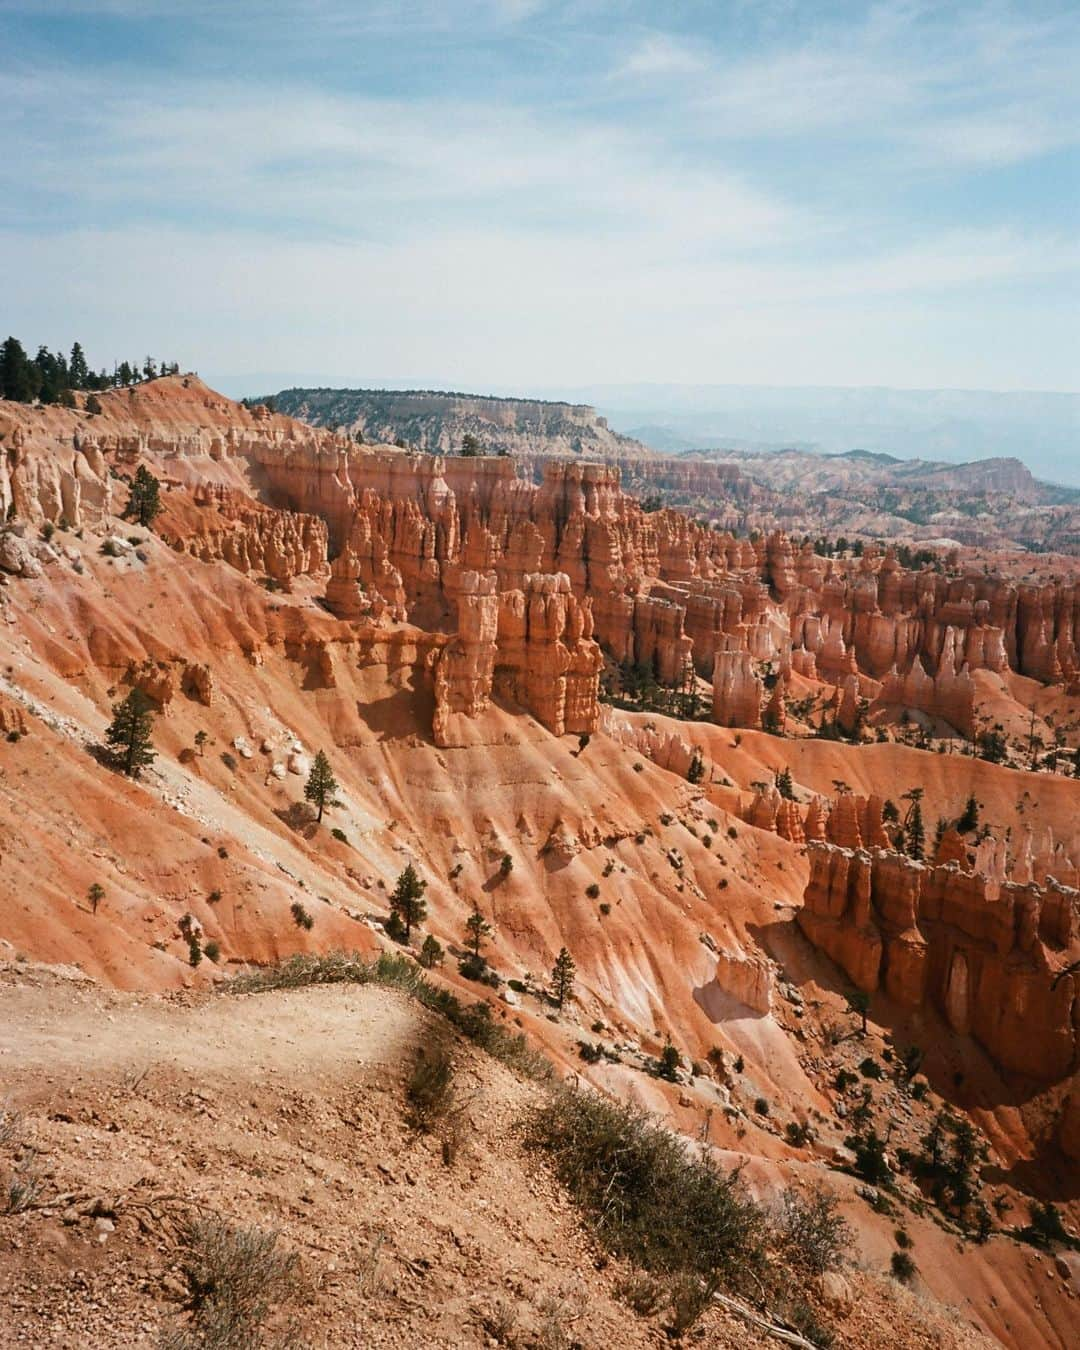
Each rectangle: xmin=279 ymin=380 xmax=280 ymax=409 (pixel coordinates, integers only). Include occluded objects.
xmin=712 ymin=639 xmax=763 ymax=728
xmin=162 ymin=485 xmax=329 ymax=589
xmin=432 ymin=571 xmax=500 ymax=746
xmin=5 ymin=377 xmax=1080 ymax=757
xmin=798 ymin=841 xmax=1080 ymax=1080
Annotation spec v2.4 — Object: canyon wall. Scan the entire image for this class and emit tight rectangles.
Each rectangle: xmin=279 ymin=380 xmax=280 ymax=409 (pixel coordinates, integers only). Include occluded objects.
xmin=798 ymin=841 xmax=1080 ymax=1081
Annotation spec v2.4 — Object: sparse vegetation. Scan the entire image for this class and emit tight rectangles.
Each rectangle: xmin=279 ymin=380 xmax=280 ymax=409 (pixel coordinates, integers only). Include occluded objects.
xmin=162 ymin=1215 xmax=299 ymax=1350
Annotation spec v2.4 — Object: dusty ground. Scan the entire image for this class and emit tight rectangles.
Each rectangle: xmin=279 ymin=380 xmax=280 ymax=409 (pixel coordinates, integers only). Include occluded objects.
xmin=0 ymin=962 xmax=1003 ymax=1350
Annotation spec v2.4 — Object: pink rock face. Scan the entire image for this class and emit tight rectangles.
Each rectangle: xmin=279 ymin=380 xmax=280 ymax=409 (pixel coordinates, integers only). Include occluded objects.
xmin=798 ymin=841 xmax=1080 ymax=1082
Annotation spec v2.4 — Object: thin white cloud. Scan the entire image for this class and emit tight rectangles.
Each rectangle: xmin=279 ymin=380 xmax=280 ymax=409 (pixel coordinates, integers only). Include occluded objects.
xmin=612 ymin=33 xmax=705 ymax=80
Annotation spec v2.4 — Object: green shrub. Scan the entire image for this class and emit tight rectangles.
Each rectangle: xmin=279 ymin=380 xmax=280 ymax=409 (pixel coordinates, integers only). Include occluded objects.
xmin=524 ymin=1086 xmax=767 ymax=1297
xmin=657 ymin=1043 xmax=681 ymax=1081
xmin=331 ymin=827 xmax=348 ymax=844
xmin=585 ymin=883 xmax=600 ymax=899
xmin=204 ymin=940 xmax=221 ymax=964
xmin=859 ymin=1057 xmax=883 ymax=1080
xmin=290 ymin=901 xmax=313 ymax=931
xmin=599 ymin=902 xmax=611 ymax=915
xmin=890 ymin=1250 xmax=916 ymax=1283
xmin=754 ymin=1098 xmax=769 ymax=1116
xmin=406 ymin=1045 xmax=455 ymax=1132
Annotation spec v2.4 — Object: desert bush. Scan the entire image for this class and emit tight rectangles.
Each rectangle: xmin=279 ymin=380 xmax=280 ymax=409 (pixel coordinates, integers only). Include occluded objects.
xmin=330 ymin=828 xmax=348 ymax=844
xmin=890 ymin=1250 xmax=916 ymax=1283
xmin=585 ymin=883 xmax=600 ymax=899
xmin=221 ymin=752 xmax=238 ymax=772
xmin=204 ymin=941 xmax=221 ymax=964
xmin=6 ymin=1163 xmax=43 ymax=1213
xmin=162 ymin=1215 xmax=298 ymax=1349
xmin=524 ymin=1086 xmax=767 ymax=1297
xmin=774 ymin=1184 xmax=851 ymax=1277
xmin=859 ymin=1057 xmax=883 ymax=1080
xmin=599 ymin=902 xmax=611 ymax=915
xmin=754 ymin=1098 xmax=769 ymax=1116
xmin=406 ymin=1045 xmax=455 ymax=1132
xmin=290 ymin=902 xmax=313 ymax=931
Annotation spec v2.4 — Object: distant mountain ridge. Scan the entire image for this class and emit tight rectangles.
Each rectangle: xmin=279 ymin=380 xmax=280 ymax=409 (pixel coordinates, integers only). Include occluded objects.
xmin=271 ymin=386 xmax=650 ymax=460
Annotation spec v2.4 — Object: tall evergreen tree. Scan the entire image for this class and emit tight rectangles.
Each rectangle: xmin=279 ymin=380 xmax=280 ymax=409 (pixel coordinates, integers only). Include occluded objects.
xmin=957 ymin=794 xmax=979 ymax=834
xmin=389 ymin=863 xmax=427 ymax=941
xmin=550 ymin=946 xmax=576 ymax=1010
xmin=303 ymin=749 xmax=338 ymax=823
xmin=68 ymin=342 xmax=89 ymax=389
xmin=105 ymin=688 xmax=157 ymax=778
xmin=463 ymin=905 xmax=492 ymax=960
xmin=0 ymin=336 xmax=39 ymax=402
xmin=905 ymin=803 xmax=926 ymax=860
xmin=126 ymin=465 xmax=162 ymax=527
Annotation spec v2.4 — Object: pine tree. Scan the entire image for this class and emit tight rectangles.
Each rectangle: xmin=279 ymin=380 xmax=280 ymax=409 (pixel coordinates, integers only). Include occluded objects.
xmin=460 ymin=433 xmax=480 ymax=456
xmin=0 ymin=336 xmax=40 ymax=403
xmin=775 ymin=766 xmax=795 ymax=800
xmin=463 ymin=905 xmax=492 ymax=959
xmin=390 ymin=863 xmax=427 ymax=941
xmin=957 ymin=794 xmax=979 ymax=833
xmin=126 ymin=465 xmax=162 ymax=527
xmin=105 ymin=688 xmax=156 ymax=778
xmin=418 ymin=934 xmax=444 ymax=969
xmin=87 ymin=882 xmax=105 ymax=916
xmin=905 ymin=803 xmax=926 ymax=860
xmin=68 ymin=342 xmax=89 ymax=390
xmin=304 ymin=749 xmax=338 ymax=823
xmin=550 ymin=946 xmax=576 ymax=1010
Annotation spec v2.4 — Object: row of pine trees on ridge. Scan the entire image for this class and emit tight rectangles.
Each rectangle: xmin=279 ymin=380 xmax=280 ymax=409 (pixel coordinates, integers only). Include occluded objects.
xmin=0 ymin=335 xmax=182 ymax=405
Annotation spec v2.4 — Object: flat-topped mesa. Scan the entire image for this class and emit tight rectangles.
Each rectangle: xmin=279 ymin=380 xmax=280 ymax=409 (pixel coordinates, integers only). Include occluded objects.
xmin=798 ymin=840 xmax=1080 ymax=1080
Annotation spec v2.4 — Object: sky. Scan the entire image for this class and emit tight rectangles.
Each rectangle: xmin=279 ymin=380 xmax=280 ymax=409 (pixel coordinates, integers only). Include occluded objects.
xmin=2 ymin=1 xmax=1078 ymax=396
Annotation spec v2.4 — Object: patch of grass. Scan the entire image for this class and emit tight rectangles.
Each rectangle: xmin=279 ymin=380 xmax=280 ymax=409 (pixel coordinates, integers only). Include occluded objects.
xmin=224 ymin=951 xmax=552 ymax=1081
